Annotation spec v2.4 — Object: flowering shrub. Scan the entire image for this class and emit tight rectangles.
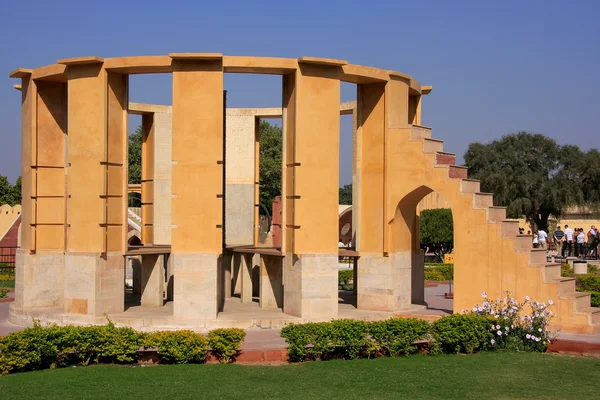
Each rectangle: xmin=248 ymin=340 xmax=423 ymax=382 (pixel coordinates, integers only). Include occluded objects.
xmin=465 ymin=292 xmax=554 ymax=352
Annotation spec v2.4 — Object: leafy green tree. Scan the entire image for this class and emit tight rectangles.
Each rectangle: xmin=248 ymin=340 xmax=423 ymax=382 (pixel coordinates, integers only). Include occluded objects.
xmin=420 ymin=208 xmax=453 ymax=262
xmin=128 ymin=126 xmax=142 ymax=207
xmin=259 ymin=121 xmax=282 ymax=215
xmin=0 ymin=175 xmax=21 ymax=206
xmin=465 ymin=132 xmax=576 ymax=231
xmin=339 ymin=184 xmax=352 ymax=205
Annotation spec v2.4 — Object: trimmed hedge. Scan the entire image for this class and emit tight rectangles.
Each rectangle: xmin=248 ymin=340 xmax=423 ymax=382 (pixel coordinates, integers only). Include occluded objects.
xmin=0 ymin=322 xmax=245 ymax=375
xmin=281 ymin=314 xmax=545 ymax=362
xmin=424 ymin=264 xmax=454 ymax=281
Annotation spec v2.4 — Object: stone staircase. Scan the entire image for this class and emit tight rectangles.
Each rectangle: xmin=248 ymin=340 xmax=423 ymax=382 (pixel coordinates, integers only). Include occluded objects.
xmin=408 ymin=125 xmax=600 ymax=334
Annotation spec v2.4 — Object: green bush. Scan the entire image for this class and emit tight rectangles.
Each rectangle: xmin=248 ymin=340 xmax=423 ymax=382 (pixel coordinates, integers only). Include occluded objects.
xmin=424 ymin=264 xmax=454 ymax=281
xmin=431 ymin=314 xmax=492 ymax=354
xmin=0 ymin=288 xmax=8 ymax=298
xmin=588 ymin=264 xmax=599 ymax=273
xmin=369 ymin=318 xmax=430 ymax=356
xmin=561 ymin=264 xmax=573 ymax=277
xmin=338 ymin=270 xmax=353 ymax=286
xmin=208 ymin=328 xmax=246 ymax=363
xmin=591 ymin=292 xmax=600 ymax=308
xmin=0 ymin=322 xmax=144 ymax=375
xmin=576 ymin=273 xmax=600 ymax=292
xmin=0 ymin=323 xmax=246 ymax=374
xmin=143 ymin=330 xmax=208 ymax=364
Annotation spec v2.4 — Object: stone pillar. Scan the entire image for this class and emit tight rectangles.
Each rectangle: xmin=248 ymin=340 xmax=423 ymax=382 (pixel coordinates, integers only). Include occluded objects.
xmin=152 ymin=112 xmax=173 ymax=245
xmin=281 ymin=60 xmax=341 ymax=318
xmin=224 ymin=110 xmax=256 ymax=246
xmin=141 ymin=114 xmax=155 ymax=244
xmin=132 ymin=256 xmax=142 ymax=295
xmin=63 ymin=59 xmax=127 ymax=315
xmin=171 ymin=54 xmax=224 ymax=320
xmin=259 ymin=255 xmax=283 ymax=308
xmin=141 ymin=254 xmax=164 ymax=307
xmin=11 ymin=72 xmax=67 ymax=310
xmin=222 ymin=252 xmax=232 ymax=299
xmin=240 ymin=253 xmax=253 ymax=303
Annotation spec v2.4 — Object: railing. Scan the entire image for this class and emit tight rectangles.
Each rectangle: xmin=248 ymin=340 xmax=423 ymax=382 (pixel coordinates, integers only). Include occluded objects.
xmin=0 ymin=247 xmax=17 ymax=278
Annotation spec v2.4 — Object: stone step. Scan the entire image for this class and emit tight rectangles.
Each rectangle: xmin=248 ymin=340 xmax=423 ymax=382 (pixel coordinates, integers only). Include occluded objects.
xmin=460 ymin=178 xmax=481 ymax=194
xmin=448 ymin=165 xmax=468 ymax=179
xmin=553 ymin=277 xmax=576 ymax=294
xmin=473 ymin=192 xmax=494 ymax=209
xmin=435 ymin=151 xmax=456 ymax=165
xmin=423 ymin=138 xmax=444 ymax=154
xmin=559 ymin=292 xmax=591 ymax=311
xmin=542 ymin=264 xmax=562 ymax=281
xmin=529 ymin=248 xmax=547 ymax=265
xmin=576 ymin=307 xmax=600 ymax=325
xmin=487 ymin=206 xmax=506 ymax=222
xmin=410 ymin=125 xmax=432 ymax=140
xmin=501 ymin=220 xmax=519 ymax=237
xmin=514 ymin=234 xmax=533 ymax=251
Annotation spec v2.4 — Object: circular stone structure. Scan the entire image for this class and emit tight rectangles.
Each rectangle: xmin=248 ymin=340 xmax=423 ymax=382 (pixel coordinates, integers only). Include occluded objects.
xmin=8 ymin=54 xmax=598 ymax=334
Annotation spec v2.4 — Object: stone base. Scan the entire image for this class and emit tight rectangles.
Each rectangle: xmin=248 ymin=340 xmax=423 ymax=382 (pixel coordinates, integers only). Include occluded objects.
xmin=357 ymin=252 xmax=414 ymax=312
xmin=283 ymin=254 xmax=338 ymax=318
xmin=64 ymin=252 xmax=124 ymax=315
xmin=172 ymin=252 xmax=219 ymax=320
xmin=13 ymin=249 xmax=64 ymax=309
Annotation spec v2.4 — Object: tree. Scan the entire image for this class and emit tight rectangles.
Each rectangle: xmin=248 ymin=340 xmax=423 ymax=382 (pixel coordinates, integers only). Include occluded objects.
xmin=339 ymin=184 xmax=352 ymax=205
xmin=259 ymin=121 xmax=282 ymax=215
xmin=0 ymin=175 xmax=21 ymax=206
xmin=128 ymin=126 xmax=142 ymax=207
xmin=420 ymin=208 xmax=453 ymax=262
xmin=464 ymin=132 xmax=585 ymax=231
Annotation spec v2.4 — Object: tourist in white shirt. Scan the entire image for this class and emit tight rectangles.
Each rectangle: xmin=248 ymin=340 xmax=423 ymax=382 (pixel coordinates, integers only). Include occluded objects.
xmin=564 ymin=225 xmax=574 ymax=257
xmin=537 ymin=229 xmax=548 ymax=250
xmin=576 ymin=228 xmax=586 ymax=258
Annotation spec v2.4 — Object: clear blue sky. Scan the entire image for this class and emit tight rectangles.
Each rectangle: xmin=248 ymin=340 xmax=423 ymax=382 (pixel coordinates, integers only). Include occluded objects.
xmin=1 ymin=0 xmax=599 ymax=186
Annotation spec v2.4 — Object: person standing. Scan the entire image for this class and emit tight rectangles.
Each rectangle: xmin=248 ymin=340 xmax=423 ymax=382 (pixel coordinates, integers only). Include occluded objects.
xmin=553 ymin=226 xmax=565 ymax=257
xmin=576 ymin=228 xmax=586 ymax=258
xmin=537 ymin=228 xmax=548 ymax=250
xmin=589 ymin=226 xmax=598 ymax=259
xmin=564 ymin=224 xmax=574 ymax=258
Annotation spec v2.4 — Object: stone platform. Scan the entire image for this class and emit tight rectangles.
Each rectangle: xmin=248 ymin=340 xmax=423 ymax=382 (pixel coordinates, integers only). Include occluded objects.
xmin=8 ymin=291 xmax=444 ymax=332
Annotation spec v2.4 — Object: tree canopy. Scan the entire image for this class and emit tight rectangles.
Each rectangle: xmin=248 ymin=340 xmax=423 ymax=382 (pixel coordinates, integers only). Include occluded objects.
xmin=259 ymin=121 xmax=282 ymax=215
xmin=0 ymin=175 xmax=21 ymax=206
xmin=339 ymin=184 xmax=352 ymax=205
xmin=128 ymin=126 xmax=142 ymax=207
xmin=464 ymin=132 xmax=600 ymax=231
xmin=420 ymin=208 xmax=453 ymax=262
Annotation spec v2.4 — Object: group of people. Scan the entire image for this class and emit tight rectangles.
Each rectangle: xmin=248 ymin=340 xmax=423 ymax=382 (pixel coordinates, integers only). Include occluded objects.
xmin=523 ymin=224 xmax=600 ymax=259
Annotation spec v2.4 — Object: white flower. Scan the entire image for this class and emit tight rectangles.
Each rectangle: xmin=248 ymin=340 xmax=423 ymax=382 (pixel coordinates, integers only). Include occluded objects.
xmin=490 ymin=339 xmax=496 ymax=345
xmin=525 ymin=296 xmax=531 ymax=301
xmin=535 ymin=337 xmax=541 ymax=342
xmin=505 ymin=326 xmax=510 ymax=331
xmin=548 ymin=300 xmax=554 ymax=305
xmin=481 ymin=292 xmax=488 ymax=298
xmin=497 ymin=331 xmax=502 ymax=336
xmin=472 ymin=307 xmax=478 ymax=312
xmin=477 ymin=307 xmax=483 ymax=312
xmin=526 ymin=334 xmax=531 ymax=339
xmin=538 ymin=328 xmax=542 ymax=332
xmin=496 ymin=325 xmax=501 ymax=330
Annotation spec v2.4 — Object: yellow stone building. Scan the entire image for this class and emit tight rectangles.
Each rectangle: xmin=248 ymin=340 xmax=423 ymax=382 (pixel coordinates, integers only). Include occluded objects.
xmin=7 ymin=54 xmax=598 ymax=334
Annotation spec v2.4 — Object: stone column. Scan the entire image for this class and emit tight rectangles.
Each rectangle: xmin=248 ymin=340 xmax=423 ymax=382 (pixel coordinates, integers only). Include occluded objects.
xmin=141 ymin=254 xmax=164 ymax=307
xmin=281 ymin=59 xmax=341 ymax=318
xmin=224 ymin=110 xmax=256 ymax=246
xmin=62 ymin=58 xmax=127 ymax=315
xmin=10 ymin=71 xmax=67 ymax=310
xmin=141 ymin=114 xmax=155 ymax=244
xmin=259 ymin=255 xmax=283 ymax=308
xmin=240 ymin=253 xmax=253 ymax=303
xmin=171 ymin=54 xmax=224 ymax=320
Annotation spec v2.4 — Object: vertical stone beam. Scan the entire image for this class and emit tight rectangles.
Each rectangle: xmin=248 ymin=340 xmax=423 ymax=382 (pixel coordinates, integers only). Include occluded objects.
xmin=240 ymin=253 xmax=253 ymax=303
xmin=152 ymin=111 xmax=173 ymax=245
xmin=355 ymin=82 xmax=390 ymax=310
xmin=140 ymin=254 xmax=164 ymax=307
xmin=141 ymin=114 xmax=155 ymax=244
xmin=259 ymin=255 xmax=283 ymax=308
xmin=224 ymin=110 xmax=256 ymax=246
xmin=253 ymin=118 xmax=260 ymax=246
xmin=63 ymin=59 xmax=126 ymax=315
xmin=171 ymin=54 xmax=224 ymax=320
xmin=282 ymin=61 xmax=340 ymax=318
xmin=11 ymin=71 xmax=67 ymax=310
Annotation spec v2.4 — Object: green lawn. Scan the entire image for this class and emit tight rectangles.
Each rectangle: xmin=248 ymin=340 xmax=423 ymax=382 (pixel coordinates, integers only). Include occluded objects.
xmin=0 ymin=280 xmax=14 ymax=288
xmin=0 ymin=352 xmax=599 ymax=399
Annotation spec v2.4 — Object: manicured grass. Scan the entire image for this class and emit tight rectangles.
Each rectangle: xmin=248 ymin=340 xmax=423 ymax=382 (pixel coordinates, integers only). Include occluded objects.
xmin=0 ymin=280 xmax=14 ymax=288
xmin=0 ymin=352 xmax=599 ymax=399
